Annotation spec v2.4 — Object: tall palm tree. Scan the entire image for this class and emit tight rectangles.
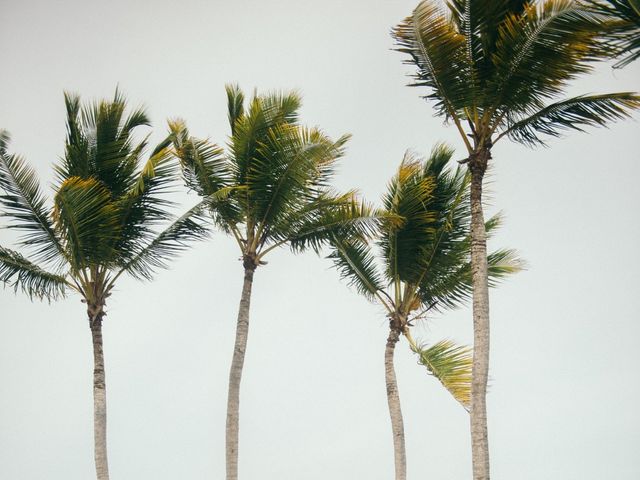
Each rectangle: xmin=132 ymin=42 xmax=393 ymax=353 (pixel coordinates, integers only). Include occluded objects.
xmin=392 ymin=2 xmax=640 ymax=477
xmin=0 ymin=92 xmax=209 ymax=480
xmin=170 ymin=85 xmax=379 ymax=480
xmin=327 ymin=145 xmax=521 ymax=480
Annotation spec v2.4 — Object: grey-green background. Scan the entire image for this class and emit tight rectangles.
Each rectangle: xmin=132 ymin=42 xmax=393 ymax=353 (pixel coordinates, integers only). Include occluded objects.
xmin=1 ymin=0 xmax=638 ymax=478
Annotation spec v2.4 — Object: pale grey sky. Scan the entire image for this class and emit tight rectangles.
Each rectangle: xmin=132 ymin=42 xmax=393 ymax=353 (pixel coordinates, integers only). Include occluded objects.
xmin=1 ymin=0 xmax=639 ymax=478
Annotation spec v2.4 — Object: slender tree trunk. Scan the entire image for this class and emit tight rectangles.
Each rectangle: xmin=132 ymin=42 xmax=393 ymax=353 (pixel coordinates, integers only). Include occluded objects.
xmin=385 ymin=328 xmax=406 ymax=480
xmin=469 ymin=154 xmax=490 ymax=480
xmin=90 ymin=314 xmax=109 ymax=480
xmin=226 ymin=260 xmax=256 ymax=480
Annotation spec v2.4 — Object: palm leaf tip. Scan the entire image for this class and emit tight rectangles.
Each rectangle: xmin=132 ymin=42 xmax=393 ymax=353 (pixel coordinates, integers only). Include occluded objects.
xmin=0 ymin=246 xmax=67 ymax=301
xmin=413 ymin=339 xmax=472 ymax=410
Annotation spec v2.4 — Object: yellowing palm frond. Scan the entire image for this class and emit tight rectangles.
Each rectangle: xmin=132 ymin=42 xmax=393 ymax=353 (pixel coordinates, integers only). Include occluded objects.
xmin=412 ymin=339 xmax=473 ymax=410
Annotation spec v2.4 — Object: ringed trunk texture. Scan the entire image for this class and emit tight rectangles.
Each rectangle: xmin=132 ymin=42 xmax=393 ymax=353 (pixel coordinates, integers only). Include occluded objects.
xmin=90 ymin=315 xmax=109 ymax=480
xmin=385 ymin=328 xmax=406 ymax=480
xmin=469 ymin=160 xmax=491 ymax=480
xmin=226 ymin=262 xmax=256 ymax=480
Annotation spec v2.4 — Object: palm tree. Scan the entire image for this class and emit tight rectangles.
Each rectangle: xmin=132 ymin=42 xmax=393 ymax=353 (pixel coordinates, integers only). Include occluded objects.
xmin=392 ymin=2 xmax=640 ymax=477
xmin=0 ymin=92 xmax=209 ymax=480
xmin=327 ymin=145 xmax=522 ymax=480
xmin=591 ymin=0 xmax=640 ymax=67
xmin=169 ymin=85 xmax=379 ymax=480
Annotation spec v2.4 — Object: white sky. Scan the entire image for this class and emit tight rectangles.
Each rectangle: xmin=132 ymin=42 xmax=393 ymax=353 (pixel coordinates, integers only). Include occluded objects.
xmin=1 ymin=0 xmax=639 ymax=478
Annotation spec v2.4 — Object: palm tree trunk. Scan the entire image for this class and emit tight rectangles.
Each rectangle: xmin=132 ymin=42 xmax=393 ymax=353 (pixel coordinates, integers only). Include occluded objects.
xmin=90 ymin=315 xmax=109 ymax=480
xmin=226 ymin=261 xmax=256 ymax=480
xmin=385 ymin=328 xmax=406 ymax=480
xmin=469 ymin=157 xmax=490 ymax=480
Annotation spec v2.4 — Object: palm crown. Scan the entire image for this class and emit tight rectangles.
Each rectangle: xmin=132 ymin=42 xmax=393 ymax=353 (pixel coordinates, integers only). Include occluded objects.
xmin=393 ymin=0 xmax=640 ymax=152
xmin=0 ymin=91 xmax=208 ymax=311
xmin=170 ymin=85 xmax=378 ymax=265
xmin=328 ymin=145 xmax=522 ymax=408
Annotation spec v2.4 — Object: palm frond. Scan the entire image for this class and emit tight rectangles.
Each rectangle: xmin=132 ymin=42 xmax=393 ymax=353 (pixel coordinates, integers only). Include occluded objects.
xmin=0 ymin=132 xmax=66 ymax=265
xmin=393 ymin=0 xmax=472 ymax=118
xmin=0 ymin=245 xmax=68 ymax=300
xmin=412 ymin=339 xmax=472 ymax=410
xmin=118 ymin=199 xmax=211 ymax=281
xmin=250 ymin=124 xmax=350 ymax=241
xmin=502 ymin=92 xmax=640 ymax=146
xmin=53 ymin=176 xmax=121 ymax=270
xmin=589 ymin=0 xmax=640 ymax=68
xmin=489 ymin=0 xmax=606 ymax=118
xmin=287 ymin=195 xmax=384 ymax=254
xmin=226 ymin=84 xmax=245 ymax=135
xmin=327 ymin=236 xmax=385 ymax=301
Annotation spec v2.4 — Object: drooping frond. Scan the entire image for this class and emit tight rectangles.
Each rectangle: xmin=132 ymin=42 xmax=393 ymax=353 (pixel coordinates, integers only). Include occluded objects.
xmin=412 ymin=339 xmax=473 ymax=410
xmin=117 ymin=199 xmax=210 ymax=281
xmin=0 ymin=246 xmax=68 ymax=300
xmin=501 ymin=92 xmax=640 ymax=145
xmin=327 ymin=236 xmax=385 ymax=301
xmin=393 ymin=0 xmax=472 ymax=118
xmin=53 ymin=176 xmax=121 ymax=270
xmin=0 ymin=132 xmax=66 ymax=265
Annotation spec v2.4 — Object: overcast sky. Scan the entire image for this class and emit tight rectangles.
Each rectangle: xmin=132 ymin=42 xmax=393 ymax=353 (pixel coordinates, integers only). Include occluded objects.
xmin=1 ymin=0 xmax=639 ymax=478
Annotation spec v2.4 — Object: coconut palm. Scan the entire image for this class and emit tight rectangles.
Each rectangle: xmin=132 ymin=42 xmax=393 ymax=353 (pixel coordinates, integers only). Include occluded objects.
xmin=327 ymin=145 xmax=521 ymax=480
xmin=169 ymin=85 xmax=379 ymax=480
xmin=0 ymin=92 xmax=209 ymax=480
xmin=392 ymin=2 xmax=640 ymax=477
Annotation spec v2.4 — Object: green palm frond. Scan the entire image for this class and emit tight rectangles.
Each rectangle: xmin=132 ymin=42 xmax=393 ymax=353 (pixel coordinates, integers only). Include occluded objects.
xmin=417 ymin=218 xmax=524 ymax=312
xmin=287 ymin=195 xmax=383 ymax=254
xmin=488 ymin=0 xmax=605 ymax=116
xmin=228 ymin=90 xmax=302 ymax=189
xmin=0 ymin=246 xmax=68 ymax=300
xmin=501 ymin=92 xmax=640 ymax=145
xmin=0 ymin=132 xmax=66 ymax=265
xmin=55 ymin=91 xmax=150 ymax=197
xmin=412 ymin=339 xmax=473 ymax=410
xmin=393 ymin=0 xmax=472 ymax=118
xmin=381 ymin=153 xmax=437 ymax=282
xmin=327 ymin=236 xmax=385 ymax=301
xmin=226 ymin=84 xmax=245 ymax=135
xmin=590 ymin=0 xmax=640 ymax=67
xmin=250 ymin=124 xmax=350 ymax=238
xmin=117 ymin=199 xmax=210 ymax=281
xmin=53 ymin=176 xmax=121 ymax=270
xmin=169 ymin=119 xmax=229 ymax=197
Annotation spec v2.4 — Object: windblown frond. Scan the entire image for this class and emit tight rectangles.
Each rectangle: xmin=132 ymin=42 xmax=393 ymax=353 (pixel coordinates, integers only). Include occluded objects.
xmin=393 ymin=0 xmax=472 ymax=117
xmin=503 ymin=92 xmax=640 ymax=145
xmin=53 ymin=177 xmax=121 ymax=270
xmin=0 ymin=132 xmax=65 ymax=264
xmin=0 ymin=246 xmax=68 ymax=300
xmin=327 ymin=236 xmax=384 ymax=300
xmin=412 ymin=339 xmax=473 ymax=410
xmin=118 ymin=199 xmax=210 ymax=280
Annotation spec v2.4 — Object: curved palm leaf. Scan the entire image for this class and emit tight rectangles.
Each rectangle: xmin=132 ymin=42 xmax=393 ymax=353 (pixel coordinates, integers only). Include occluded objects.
xmin=412 ymin=339 xmax=473 ymax=410
xmin=0 ymin=134 xmax=66 ymax=265
xmin=0 ymin=246 xmax=68 ymax=300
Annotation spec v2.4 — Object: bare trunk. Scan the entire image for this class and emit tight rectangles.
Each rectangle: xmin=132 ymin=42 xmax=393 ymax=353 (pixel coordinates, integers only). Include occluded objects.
xmin=469 ymin=159 xmax=490 ymax=480
xmin=226 ymin=261 xmax=256 ymax=480
xmin=385 ymin=328 xmax=406 ymax=480
xmin=90 ymin=315 xmax=109 ymax=480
